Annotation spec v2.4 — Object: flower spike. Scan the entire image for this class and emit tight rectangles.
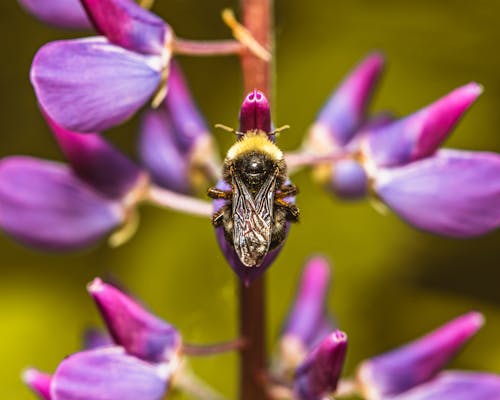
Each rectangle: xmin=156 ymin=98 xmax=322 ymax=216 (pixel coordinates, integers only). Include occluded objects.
xmin=357 ymin=312 xmax=484 ymax=399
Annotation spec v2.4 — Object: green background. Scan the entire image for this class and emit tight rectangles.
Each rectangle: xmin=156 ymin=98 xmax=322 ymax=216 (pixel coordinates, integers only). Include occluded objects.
xmin=1 ymin=0 xmax=500 ymax=398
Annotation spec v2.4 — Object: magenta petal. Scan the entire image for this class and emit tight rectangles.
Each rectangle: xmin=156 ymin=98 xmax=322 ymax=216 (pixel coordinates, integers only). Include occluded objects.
xmin=239 ymin=90 xmax=272 ymax=133
xmin=80 ymin=0 xmax=171 ymax=55
xmin=45 ymin=113 xmax=144 ymax=199
xmin=315 ymin=53 xmax=385 ymax=147
xmin=374 ymin=150 xmax=500 ymax=237
xmin=0 ymin=157 xmax=123 ymax=250
xmin=365 ymin=83 xmax=482 ymax=167
xmin=357 ymin=312 xmax=484 ymax=399
xmin=284 ymin=257 xmax=332 ymax=347
xmin=139 ymin=108 xmax=190 ymax=193
xmin=31 ymin=37 xmax=163 ymax=133
xmin=23 ymin=369 xmax=52 ymax=400
xmin=294 ymin=330 xmax=348 ymax=400
xmin=88 ymin=279 xmax=181 ymax=363
xmin=18 ymin=0 xmax=91 ymax=29
xmin=51 ymin=347 xmax=169 ymax=400
xmin=389 ymin=371 xmax=500 ymax=400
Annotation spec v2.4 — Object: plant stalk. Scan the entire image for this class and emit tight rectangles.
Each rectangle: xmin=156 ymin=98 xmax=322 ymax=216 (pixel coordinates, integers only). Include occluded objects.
xmin=238 ymin=1 xmax=273 ymax=399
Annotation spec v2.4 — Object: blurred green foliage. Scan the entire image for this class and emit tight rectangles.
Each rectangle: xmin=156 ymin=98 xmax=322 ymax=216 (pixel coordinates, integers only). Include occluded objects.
xmin=1 ymin=0 xmax=499 ymax=398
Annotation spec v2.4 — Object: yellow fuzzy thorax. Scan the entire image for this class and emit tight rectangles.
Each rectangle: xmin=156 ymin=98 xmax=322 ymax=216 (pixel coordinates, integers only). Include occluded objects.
xmin=226 ymin=130 xmax=283 ymax=161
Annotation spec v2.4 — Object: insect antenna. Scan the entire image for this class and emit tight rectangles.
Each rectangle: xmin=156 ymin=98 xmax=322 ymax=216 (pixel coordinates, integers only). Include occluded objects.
xmin=215 ymin=123 xmax=245 ymax=137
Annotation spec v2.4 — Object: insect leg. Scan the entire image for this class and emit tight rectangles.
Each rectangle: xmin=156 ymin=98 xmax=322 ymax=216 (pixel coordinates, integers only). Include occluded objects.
xmin=275 ymin=198 xmax=300 ymax=222
xmin=207 ymin=187 xmax=233 ymax=200
xmin=212 ymin=205 xmax=228 ymax=227
xmin=276 ymin=184 xmax=298 ymax=198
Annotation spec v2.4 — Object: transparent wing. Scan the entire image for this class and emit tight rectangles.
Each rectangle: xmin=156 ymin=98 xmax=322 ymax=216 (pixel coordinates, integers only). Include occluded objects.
xmin=232 ymin=169 xmax=278 ymax=267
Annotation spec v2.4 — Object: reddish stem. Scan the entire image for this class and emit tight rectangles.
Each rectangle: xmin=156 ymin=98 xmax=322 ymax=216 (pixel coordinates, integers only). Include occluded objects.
xmin=238 ymin=2 xmax=273 ymax=399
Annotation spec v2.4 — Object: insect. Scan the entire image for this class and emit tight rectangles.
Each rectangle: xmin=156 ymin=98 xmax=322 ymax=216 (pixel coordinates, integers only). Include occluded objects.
xmin=208 ymin=105 xmax=299 ymax=268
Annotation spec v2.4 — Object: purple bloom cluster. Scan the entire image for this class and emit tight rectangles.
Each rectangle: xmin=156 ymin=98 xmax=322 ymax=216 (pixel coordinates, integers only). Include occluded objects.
xmin=23 ymin=279 xmax=181 ymax=400
xmin=303 ymin=53 xmax=500 ymax=237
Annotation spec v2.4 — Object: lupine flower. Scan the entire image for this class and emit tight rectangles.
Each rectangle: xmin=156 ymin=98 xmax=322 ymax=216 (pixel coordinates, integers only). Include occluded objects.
xmin=0 ymin=114 xmax=146 ymax=250
xmin=305 ymin=53 xmax=500 ymax=237
xmin=31 ymin=0 xmax=173 ymax=133
xmin=139 ymin=61 xmax=220 ymax=194
xmin=212 ymin=90 xmax=297 ymax=285
xmin=279 ymin=257 xmax=335 ymax=373
xmin=294 ymin=330 xmax=348 ymax=400
xmin=356 ymin=311 xmax=500 ymax=400
xmin=17 ymin=0 xmax=91 ymax=29
xmin=23 ymin=278 xmax=181 ymax=400
xmin=270 ymin=257 xmax=348 ymax=400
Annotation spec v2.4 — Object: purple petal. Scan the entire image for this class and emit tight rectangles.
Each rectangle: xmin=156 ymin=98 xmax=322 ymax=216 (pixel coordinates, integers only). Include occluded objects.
xmin=312 ymin=53 xmax=384 ymax=148
xmin=23 ymin=369 xmax=52 ymax=400
xmin=165 ymin=61 xmax=211 ymax=151
xmin=374 ymin=150 xmax=500 ymax=237
xmin=88 ymin=278 xmax=181 ymax=363
xmin=45 ymin=113 xmax=145 ymax=199
xmin=0 ymin=157 xmax=123 ymax=250
xmin=80 ymin=0 xmax=172 ymax=55
xmin=294 ymin=330 xmax=348 ymax=400
xmin=18 ymin=0 xmax=91 ymax=29
xmin=239 ymin=90 xmax=272 ymax=134
xmin=364 ymin=83 xmax=482 ymax=167
xmin=330 ymin=159 xmax=368 ymax=199
xmin=390 ymin=371 xmax=500 ymax=400
xmin=83 ymin=328 xmax=114 ymax=350
xmin=284 ymin=257 xmax=332 ymax=347
xmin=51 ymin=347 xmax=169 ymax=400
xmin=139 ymin=108 xmax=191 ymax=193
xmin=31 ymin=37 xmax=164 ymax=133
xmin=357 ymin=312 xmax=484 ymax=398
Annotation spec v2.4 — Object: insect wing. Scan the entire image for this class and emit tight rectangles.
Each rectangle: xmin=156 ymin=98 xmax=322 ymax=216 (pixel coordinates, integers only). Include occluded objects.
xmin=232 ymin=170 xmax=277 ymax=267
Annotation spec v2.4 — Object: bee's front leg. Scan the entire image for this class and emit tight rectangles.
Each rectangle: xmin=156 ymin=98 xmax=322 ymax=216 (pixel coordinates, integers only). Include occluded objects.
xmin=276 ymin=184 xmax=298 ymax=198
xmin=207 ymin=187 xmax=233 ymax=200
xmin=275 ymin=198 xmax=300 ymax=222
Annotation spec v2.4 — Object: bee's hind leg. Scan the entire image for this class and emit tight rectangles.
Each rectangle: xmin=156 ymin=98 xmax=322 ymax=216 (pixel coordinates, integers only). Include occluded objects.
xmin=212 ymin=206 xmax=227 ymax=227
xmin=276 ymin=184 xmax=298 ymax=198
xmin=208 ymin=187 xmax=232 ymax=200
xmin=275 ymin=198 xmax=300 ymax=222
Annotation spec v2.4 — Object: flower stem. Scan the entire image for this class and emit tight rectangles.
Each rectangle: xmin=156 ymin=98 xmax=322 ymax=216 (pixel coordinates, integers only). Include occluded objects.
xmin=237 ymin=1 xmax=273 ymax=399
xmin=173 ymin=38 xmax=244 ymax=56
xmin=238 ymin=278 xmax=269 ymax=400
xmin=146 ymin=185 xmax=213 ymax=217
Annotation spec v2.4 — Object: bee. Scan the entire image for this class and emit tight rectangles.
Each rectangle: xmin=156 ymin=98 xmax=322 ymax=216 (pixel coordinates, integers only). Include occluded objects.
xmin=208 ymin=127 xmax=299 ymax=268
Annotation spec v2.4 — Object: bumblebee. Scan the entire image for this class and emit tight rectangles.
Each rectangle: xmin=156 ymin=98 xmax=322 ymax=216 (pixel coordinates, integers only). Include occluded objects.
xmin=208 ymin=130 xmax=299 ymax=268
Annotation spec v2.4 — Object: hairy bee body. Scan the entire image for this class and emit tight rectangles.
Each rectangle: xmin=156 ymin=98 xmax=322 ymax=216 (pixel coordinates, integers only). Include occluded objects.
xmin=209 ymin=130 xmax=299 ymax=267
